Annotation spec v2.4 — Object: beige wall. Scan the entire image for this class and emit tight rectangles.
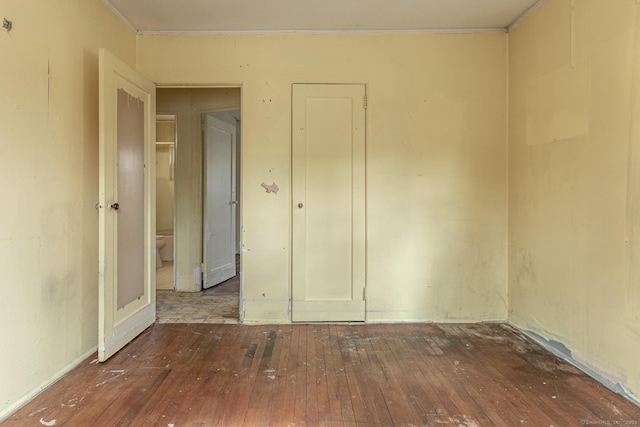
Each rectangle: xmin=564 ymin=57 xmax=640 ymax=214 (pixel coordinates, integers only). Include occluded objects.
xmin=0 ymin=0 xmax=137 ymax=418
xmin=157 ymin=88 xmax=241 ymax=291
xmin=509 ymin=0 xmax=640 ymax=402
xmin=140 ymin=33 xmax=509 ymax=322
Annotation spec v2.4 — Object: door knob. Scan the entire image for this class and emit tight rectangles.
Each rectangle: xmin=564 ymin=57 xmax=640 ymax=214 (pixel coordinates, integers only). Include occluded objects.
xmin=110 ymin=203 xmax=120 ymax=210
xmin=298 ymin=203 xmax=304 ymax=209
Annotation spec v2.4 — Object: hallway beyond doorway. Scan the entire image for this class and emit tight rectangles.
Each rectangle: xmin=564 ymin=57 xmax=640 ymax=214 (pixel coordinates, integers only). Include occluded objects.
xmin=156 ymin=255 xmax=240 ymax=323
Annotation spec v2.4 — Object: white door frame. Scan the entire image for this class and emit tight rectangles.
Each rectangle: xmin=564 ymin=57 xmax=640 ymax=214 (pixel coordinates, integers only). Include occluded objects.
xmin=155 ymin=85 xmax=243 ymax=317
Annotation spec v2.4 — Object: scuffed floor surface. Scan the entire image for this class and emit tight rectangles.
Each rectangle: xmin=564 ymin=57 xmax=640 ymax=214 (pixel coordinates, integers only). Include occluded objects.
xmin=3 ymin=323 xmax=640 ymax=426
xmin=156 ymin=290 xmax=239 ymax=324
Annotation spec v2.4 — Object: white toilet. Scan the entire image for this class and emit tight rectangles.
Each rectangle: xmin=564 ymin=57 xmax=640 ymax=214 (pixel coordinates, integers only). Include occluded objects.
xmin=155 ymin=236 xmax=166 ymax=268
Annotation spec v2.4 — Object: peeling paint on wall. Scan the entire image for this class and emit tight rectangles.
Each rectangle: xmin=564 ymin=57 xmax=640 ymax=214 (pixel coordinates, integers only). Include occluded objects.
xmin=261 ymin=182 xmax=279 ymax=194
xmin=518 ymin=327 xmax=639 ymax=406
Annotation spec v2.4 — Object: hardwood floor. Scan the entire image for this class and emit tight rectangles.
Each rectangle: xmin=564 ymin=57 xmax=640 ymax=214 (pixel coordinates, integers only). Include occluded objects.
xmin=4 ymin=323 xmax=640 ymax=426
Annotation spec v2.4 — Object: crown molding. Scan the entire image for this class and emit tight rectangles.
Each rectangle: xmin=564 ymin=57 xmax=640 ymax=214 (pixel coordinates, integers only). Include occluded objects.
xmin=136 ymin=28 xmax=507 ymax=36
xmin=507 ymin=0 xmax=547 ymax=32
xmin=101 ymin=0 xmax=139 ymax=34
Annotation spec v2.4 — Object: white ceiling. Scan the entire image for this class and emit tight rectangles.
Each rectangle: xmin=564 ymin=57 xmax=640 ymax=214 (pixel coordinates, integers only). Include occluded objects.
xmin=103 ymin=0 xmax=544 ymax=34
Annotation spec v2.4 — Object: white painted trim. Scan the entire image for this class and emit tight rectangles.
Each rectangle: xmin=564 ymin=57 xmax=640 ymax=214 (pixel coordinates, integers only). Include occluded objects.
xmin=100 ymin=0 xmax=139 ymax=34
xmin=364 ymin=318 xmax=505 ymax=324
xmin=0 ymin=346 xmax=98 ymax=422
xmin=241 ymin=319 xmax=292 ymax=325
xmin=507 ymin=0 xmax=547 ymax=32
xmin=156 ymin=114 xmax=176 ymax=121
xmin=156 ymin=83 xmax=244 ymax=88
xmin=137 ymin=28 xmax=507 ymax=36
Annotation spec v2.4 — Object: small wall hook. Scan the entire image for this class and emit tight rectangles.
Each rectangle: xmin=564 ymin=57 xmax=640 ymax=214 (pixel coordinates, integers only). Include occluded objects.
xmin=3 ymin=18 xmax=12 ymax=31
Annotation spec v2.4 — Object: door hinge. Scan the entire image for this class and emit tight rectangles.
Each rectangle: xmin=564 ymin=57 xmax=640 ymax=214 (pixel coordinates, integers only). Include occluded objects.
xmin=363 ymin=287 xmax=367 ymax=300
xmin=363 ymin=95 xmax=368 ymax=109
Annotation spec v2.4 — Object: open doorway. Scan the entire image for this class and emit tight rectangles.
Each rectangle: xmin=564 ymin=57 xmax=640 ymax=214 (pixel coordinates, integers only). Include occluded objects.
xmin=154 ymin=87 xmax=242 ymax=324
xmin=155 ymin=114 xmax=176 ymax=291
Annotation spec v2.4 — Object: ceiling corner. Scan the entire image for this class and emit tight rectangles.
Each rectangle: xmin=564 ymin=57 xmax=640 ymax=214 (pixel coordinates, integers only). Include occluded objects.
xmin=507 ymin=0 xmax=547 ymax=32
xmin=101 ymin=0 xmax=140 ymax=34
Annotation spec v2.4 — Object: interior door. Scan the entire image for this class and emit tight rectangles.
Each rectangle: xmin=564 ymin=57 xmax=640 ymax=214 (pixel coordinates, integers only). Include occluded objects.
xmin=98 ymin=49 xmax=156 ymax=362
xmin=292 ymin=84 xmax=366 ymax=322
xmin=203 ymin=114 xmax=237 ymax=289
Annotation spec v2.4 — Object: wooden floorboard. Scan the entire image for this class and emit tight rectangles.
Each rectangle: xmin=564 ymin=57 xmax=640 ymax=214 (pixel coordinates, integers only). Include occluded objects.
xmin=3 ymin=323 xmax=640 ymax=426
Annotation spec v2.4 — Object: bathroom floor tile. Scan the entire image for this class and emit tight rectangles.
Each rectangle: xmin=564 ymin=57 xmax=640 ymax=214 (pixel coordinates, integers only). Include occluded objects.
xmin=156 ymin=261 xmax=174 ymax=290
